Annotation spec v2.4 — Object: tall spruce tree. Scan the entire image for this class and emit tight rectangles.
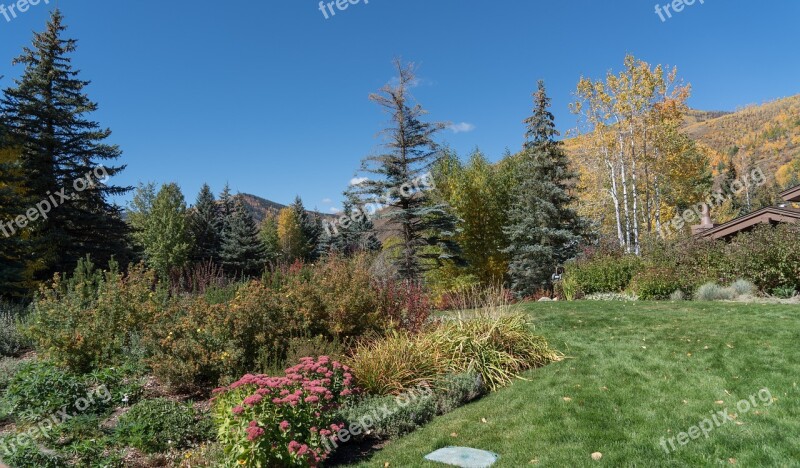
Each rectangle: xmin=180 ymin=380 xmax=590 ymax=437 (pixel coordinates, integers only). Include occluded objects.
xmin=503 ymin=81 xmax=587 ymax=297
xmin=0 ymin=114 xmax=28 ymax=297
xmin=189 ymin=184 xmax=222 ymax=263
xmin=1 ymin=11 xmax=132 ymax=280
xmin=220 ymin=199 xmax=266 ymax=277
xmin=290 ymin=196 xmax=322 ymax=262
xmin=351 ymin=60 xmax=459 ymax=281
xmin=219 ymin=183 xmax=235 ymax=235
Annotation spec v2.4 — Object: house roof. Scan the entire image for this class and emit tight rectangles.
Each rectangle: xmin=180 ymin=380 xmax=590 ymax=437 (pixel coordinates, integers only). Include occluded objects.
xmin=779 ymin=184 xmax=800 ymax=203
xmin=696 ymin=206 xmax=800 ymax=240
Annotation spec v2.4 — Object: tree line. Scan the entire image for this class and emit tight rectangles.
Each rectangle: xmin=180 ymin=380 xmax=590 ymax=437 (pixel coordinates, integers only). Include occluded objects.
xmin=0 ymin=10 xmax=623 ymax=300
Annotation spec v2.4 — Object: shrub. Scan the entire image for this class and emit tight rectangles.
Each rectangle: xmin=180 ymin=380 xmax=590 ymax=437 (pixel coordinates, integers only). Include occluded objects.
xmin=0 ymin=434 xmax=63 ymax=467
xmin=337 ymin=386 xmax=437 ymax=440
xmin=0 ymin=356 xmax=29 ymax=392
xmin=213 ymin=357 xmax=356 ymax=467
xmin=630 ymin=267 xmax=688 ymax=300
xmin=347 ymin=333 xmax=447 ymax=396
xmin=771 ymin=285 xmax=797 ymax=299
xmin=434 ymin=372 xmax=486 ymax=415
xmin=563 ymin=252 xmax=642 ymax=296
xmin=375 ymin=279 xmax=433 ymax=333
xmin=584 ymin=293 xmax=639 ymax=302
xmin=143 ymin=280 xmax=295 ymax=390
xmin=428 ymin=315 xmax=560 ymax=392
xmin=27 ymin=260 xmax=159 ymax=372
xmin=116 ymin=398 xmax=214 ymax=453
xmin=3 ymin=360 xmax=104 ymax=423
xmin=0 ymin=301 xmax=31 ymax=357
xmin=695 ymin=283 xmax=737 ymax=301
xmin=669 ymin=290 xmax=686 ymax=302
xmin=730 ymin=279 xmax=757 ymax=296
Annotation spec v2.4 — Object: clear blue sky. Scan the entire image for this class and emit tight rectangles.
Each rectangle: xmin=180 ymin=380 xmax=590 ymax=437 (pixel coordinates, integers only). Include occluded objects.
xmin=1 ymin=0 xmax=798 ymax=213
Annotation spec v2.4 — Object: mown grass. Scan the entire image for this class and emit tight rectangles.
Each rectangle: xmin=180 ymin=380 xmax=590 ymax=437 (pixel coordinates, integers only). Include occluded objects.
xmin=347 ymin=301 xmax=800 ymax=467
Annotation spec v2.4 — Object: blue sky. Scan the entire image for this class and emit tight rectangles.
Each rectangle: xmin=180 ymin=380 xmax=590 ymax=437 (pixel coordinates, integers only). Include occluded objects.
xmin=1 ymin=0 xmax=798 ymax=212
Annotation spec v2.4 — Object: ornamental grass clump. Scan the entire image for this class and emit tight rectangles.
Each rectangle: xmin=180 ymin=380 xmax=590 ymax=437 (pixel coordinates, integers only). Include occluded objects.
xmin=213 ymin=356 xmax=356 ymax=467
xmin=346 ymin=333 xmax=448 ymax=396
xmin=429 ymin=315 xmax=560 ymax=392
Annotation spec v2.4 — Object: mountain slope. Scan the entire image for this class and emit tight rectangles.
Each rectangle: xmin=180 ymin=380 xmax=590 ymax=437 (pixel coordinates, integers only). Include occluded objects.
xmin=682 ymin=94 xmax=800 ymax=181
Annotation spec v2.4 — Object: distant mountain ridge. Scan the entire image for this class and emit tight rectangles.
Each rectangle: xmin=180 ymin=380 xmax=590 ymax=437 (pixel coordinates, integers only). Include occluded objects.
xmin=234 ymin=193 xmax=336 ymax=225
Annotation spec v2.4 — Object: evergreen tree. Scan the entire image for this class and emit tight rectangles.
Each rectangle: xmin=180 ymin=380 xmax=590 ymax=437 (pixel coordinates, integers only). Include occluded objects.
xmin=0 ymin=116 xmax=29 ymax=297
xmin=503 ymin=81 xmax=588 ymax=297
xmin=1 ymin=10 xmax=132 ymax=280
xmin=128 ymin=183 xmax=193 ymax=278
xmin=351 ymin=60 xmax=460 ymax=281
xmin=220 ymin=199 xmax=266 ymax=277
xmin=189 ymin=184 xmax=222 ymax=263
xmin=219 ymin=183 xmax=235 ymax=235
xmin=325 ymin=191 xmax=381 ymax=257
xmin=721 ymin=152 xmax=744 ymax=217
xmin=290 ymin=196 xmax=322 ymax=261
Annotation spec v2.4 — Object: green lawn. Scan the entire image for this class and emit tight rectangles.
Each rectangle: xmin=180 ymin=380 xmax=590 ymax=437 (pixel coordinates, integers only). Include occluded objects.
xmin=347 ymin=301 xmax=800 ymax=467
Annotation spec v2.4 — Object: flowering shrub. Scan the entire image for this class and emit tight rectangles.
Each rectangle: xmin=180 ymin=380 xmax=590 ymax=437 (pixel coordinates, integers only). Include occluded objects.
xmin=27 ymin=260 xmax=160 ymax=372
xmin=143 ymin=281 xmax=299 ymax=390
xmin=213 ymin=357 xmax=357 ymax=467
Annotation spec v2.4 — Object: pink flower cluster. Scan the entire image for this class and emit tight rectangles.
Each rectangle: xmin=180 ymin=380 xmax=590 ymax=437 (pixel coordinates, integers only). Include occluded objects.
xmin=216 ymin=356 xmax=357 ymax=467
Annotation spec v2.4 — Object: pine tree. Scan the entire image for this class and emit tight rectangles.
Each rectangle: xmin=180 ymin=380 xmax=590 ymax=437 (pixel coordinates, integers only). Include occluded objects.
xmin=503 ymin=81 xmax=588 ymax=297
xmin=1 ymin=10 xmax=132 ymax=280
xmin=351 ymin=60 xmax=459 ymax=281
xmin=220 ymin=199 xmax=266 ymax=277
xmin=189 ymin=184 xmax=222 ymax=263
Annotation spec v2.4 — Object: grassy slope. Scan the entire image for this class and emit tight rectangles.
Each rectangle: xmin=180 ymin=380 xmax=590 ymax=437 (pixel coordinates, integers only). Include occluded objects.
xmin=348 ymin=301 xmax=800 ymax=467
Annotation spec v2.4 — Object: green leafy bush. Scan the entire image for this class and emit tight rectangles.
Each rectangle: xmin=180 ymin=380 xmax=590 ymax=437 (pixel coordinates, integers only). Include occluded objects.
xmin=0 ymin=357 xmax=28 ymax=392
xmin=212 ymin=357 xmax=356 ymax=467
xmin=630 ymin=267 xmax=689 ymax=300
xmin=4 ymin=360 xmax=97 ymax=423
xmin=116 ymin=398 xmax=213 ymax=454
xmin=563 ymin=252 xmax=642 ymax=297
xmin=771 ymin=285 xmax=797 ymax=299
